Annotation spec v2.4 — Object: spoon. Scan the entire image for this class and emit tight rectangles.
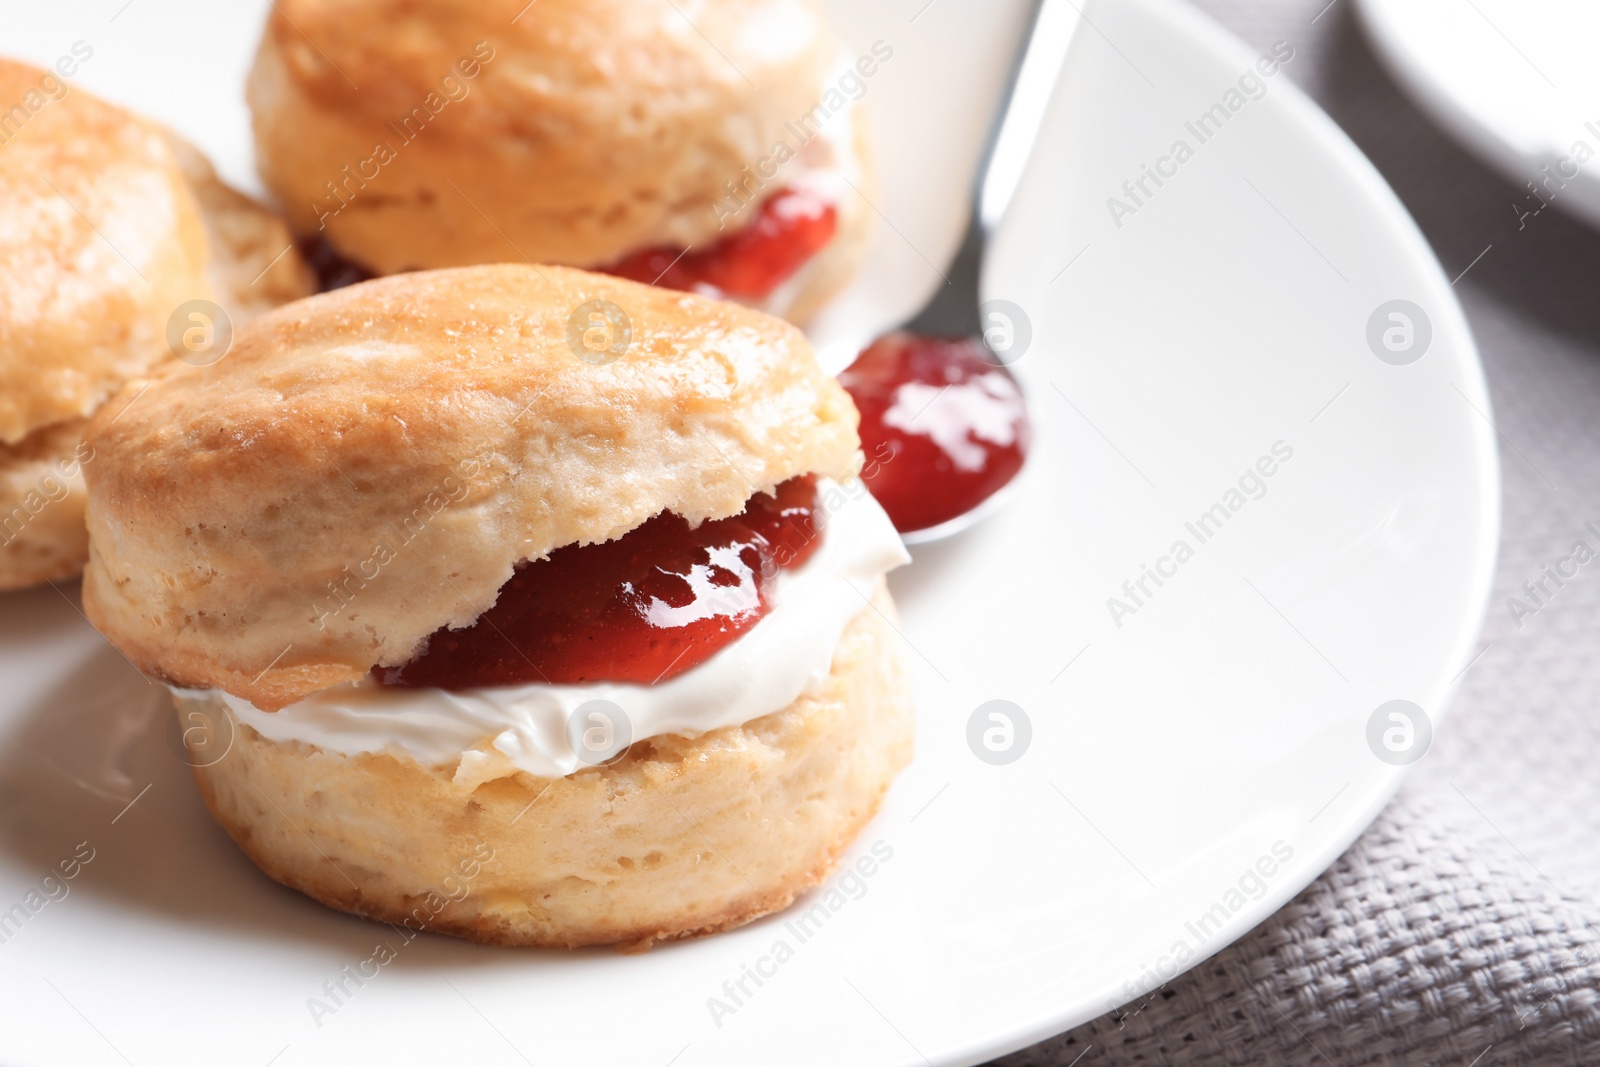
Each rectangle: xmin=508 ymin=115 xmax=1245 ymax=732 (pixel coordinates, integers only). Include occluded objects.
xmin=829 ymin=0 xmax=1079 ymax=545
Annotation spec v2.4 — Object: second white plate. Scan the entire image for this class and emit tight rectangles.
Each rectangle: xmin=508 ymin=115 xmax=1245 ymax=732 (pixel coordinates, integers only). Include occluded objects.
xmin=1357 ymin=0 xmax=1600 ymax=229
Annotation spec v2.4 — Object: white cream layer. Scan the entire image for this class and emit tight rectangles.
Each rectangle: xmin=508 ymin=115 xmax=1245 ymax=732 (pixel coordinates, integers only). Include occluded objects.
xmin=190 ymin=480 xmax=907 ymax=780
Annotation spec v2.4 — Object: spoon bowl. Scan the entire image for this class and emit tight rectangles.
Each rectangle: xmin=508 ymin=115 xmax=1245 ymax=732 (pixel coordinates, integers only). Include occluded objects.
xmin=832 ymin=0 xmax=1077 ymax=543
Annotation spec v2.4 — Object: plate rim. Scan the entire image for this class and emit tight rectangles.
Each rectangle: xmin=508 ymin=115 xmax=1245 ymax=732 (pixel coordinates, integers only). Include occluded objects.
xmin=953 ymin=0 xmax=1501 ymax=1059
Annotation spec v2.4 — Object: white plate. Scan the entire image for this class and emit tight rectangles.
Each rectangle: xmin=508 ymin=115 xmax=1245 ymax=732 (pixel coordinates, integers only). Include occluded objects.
xmin=0 ymin=0 xmax=1497 ymax=1064
xmin=1356 ymin=0 xmax=1600 ymax=229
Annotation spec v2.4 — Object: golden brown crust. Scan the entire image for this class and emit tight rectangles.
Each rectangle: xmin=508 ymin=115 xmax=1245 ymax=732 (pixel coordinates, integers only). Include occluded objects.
xmin=82 ymin=264 xmax=861 ymax=709
xmin=0 ymin=419 xmax=92 ymax=590
xmin=247 ymin=0 xmax=842 ymax=274
xmin=0 ymin=66 xmax=307 ymax=589
xmin=188 ymin=587 xmax=913 ymax=949
xmin=0 ymin=177 xmax=312 ymax=590
xmin=0 ymin=58 xmax=213 ymax=446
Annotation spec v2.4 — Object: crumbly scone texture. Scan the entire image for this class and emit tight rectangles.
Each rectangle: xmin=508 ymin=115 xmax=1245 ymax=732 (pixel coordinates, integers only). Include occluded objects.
xmin=0 ymin=58 xmax=213 ymax=446
xmin=82 ymin=264 xmax=861 ymax=710
xmin=0 ymin=420 xmax=92 ymax=591
xmin=187 ymin=586 xmax=913 ymax=949
xmin=247 ymin=0 xmax=838 ymax=272
xmin=162 ymin=132 xmax=316 ymax=320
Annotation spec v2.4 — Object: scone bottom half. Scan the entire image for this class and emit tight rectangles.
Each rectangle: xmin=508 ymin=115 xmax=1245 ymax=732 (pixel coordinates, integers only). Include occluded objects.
xmin=185 ymin=579 xmax=913 ymax=951
xmin=79 ymin=264 xmax=914 ymax=948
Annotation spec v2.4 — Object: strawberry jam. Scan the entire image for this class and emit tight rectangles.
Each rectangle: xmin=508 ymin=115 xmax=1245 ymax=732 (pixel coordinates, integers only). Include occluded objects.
xmin=601 ymin=186 xmax=836 ymax=300
xmin=299 ymin=234 xmax=377 ymax=292
xmin=840 ymin=333 xmax=1029 ymax=535
xmin=380 ymin=476 xmax=824 ymax=689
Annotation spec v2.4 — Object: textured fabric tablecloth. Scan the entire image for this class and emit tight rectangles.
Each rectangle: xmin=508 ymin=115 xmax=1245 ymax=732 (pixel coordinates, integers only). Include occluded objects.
xmin=995 ymin=1 xmax=1600 ymax=1064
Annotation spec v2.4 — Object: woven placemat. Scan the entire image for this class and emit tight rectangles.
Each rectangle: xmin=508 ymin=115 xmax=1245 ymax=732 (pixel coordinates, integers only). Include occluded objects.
xmin=996 ymin=1 xmax=1600 ymax=1063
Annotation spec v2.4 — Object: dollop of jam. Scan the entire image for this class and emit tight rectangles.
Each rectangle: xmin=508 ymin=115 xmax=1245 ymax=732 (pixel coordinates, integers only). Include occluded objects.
xmin=380 ymin=476 xmax=824 ymax=690
xmin=601 ymin=186 xmax=837 ymax=300
xmin=301 ymin=185 xmax=834 ymax=302
xmin=840 ymin=333 xmax=1030 ymax=535
xmin=299 ymin=234 xmax=378 ymax=292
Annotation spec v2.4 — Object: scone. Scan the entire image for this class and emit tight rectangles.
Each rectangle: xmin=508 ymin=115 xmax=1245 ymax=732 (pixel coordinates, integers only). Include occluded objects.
xmin=0 ymin=56 xmax=313 ymax=591
xmin=82 ymin=264 xmax=913 ymax=948
xmin=247 ymin=0 xmax=876 ymax=323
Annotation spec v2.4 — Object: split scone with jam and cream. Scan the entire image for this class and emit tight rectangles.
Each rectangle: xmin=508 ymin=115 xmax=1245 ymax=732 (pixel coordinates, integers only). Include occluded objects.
xmin=81 ymin=264 xmax=912 ymax=949
xmin=247 ymin=0 xmax=876 ymax=322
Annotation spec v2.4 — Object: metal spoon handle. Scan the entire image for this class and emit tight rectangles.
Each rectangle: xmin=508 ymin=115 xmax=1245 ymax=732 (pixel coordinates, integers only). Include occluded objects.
xmin=904 ymin=0 xmax=1077 ymax=338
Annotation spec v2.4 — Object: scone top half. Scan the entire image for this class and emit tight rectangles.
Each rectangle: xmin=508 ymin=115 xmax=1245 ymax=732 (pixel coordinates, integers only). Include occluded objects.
xmin=81 ymin=265 xmax=860 ymax=710
xmin=249 ymin=0 xmax=841 ymax=271
xmin=0 ymin=57 xmax=213 ymax=446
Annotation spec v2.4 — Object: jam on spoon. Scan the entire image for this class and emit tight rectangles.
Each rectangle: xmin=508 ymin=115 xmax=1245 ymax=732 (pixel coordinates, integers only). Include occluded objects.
xmin=600 ymin=186 xmax=836 ymax=300
xmin=826 ymin=0 xmax=1074 ymax=543
xmin=840 ymin=333 xmax=1028 ymax=536
xmin=380 ymin=476 xmax=823 ymax=689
